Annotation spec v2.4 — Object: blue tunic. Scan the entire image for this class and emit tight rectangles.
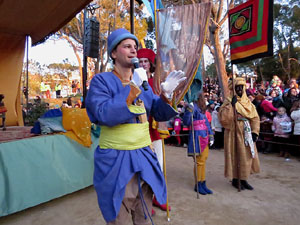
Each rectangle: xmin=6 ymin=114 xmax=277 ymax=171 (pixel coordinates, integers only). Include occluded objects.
xmin=183 ymin=103 xmax=213 ymax=155
xmin=85 ymin=72 xmax=177 ymax=222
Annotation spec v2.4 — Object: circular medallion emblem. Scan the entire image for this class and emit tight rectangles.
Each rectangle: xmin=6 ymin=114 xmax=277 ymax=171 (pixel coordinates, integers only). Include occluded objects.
xmin=234 ymin=16 xmax=246 ymax=29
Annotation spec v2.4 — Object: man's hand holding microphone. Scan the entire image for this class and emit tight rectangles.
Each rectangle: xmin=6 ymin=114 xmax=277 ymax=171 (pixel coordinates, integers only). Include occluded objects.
xmin=131 ymin=58 xmax=148 ymax=91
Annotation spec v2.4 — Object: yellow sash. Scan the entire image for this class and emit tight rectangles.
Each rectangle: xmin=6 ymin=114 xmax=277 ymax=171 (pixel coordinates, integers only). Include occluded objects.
xmin=99 ymin=122 xmax=151 ymax=150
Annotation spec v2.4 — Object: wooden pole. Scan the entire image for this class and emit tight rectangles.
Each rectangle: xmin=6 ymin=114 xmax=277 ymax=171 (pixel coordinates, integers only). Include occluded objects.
xmin=231 ymin=76 xmax=241 ymax=192
xmin=130 ymin=0 xmax=134 ymax=34
xmin=25 ymin=35 xmax=29 ymax=116
xmin=191 ymin=111 xmax=200 ymax=199
xmin=226 ymin=0 xmax=241 ymax=192
xmin=162 ymin=138 xmax=170 ymax=221
xmin=82 ymin=8 xmax=88 ymax=108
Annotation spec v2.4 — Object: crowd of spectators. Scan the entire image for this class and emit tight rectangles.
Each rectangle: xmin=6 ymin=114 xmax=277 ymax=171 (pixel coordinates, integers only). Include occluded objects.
xmin=166 ymin=75 xmax=300 ymax=160
xmin=61 ymin=96 xmax=82 ymax=109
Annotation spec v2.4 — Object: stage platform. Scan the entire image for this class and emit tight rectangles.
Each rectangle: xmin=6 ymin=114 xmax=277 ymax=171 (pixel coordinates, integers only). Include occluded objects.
xmin=0 ymin=126 xmax=36 ymax=143
xmin=0 ymin=129 xmax=99 ymax=217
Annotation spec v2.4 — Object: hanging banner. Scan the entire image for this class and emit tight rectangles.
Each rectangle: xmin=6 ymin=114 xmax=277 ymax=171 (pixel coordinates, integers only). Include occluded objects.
xmin=229 ymin=0 xmax=274 ymax=64
xmin=141 ymin=0 xmax=164 ymax=23
xmin=184 ymin=63 xmax=203 ymax=104
xmin=154 ymin=2 xmax=211 ymax=105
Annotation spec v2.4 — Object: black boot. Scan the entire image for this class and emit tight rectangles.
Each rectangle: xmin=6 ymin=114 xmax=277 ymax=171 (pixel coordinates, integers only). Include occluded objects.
xmin=241 ymin=180 xmax=254 ymax=190
xmin=263 ymin=143 xmax=272 ymax=154
xmin=232 ymin=178 xmax=244 ymax=190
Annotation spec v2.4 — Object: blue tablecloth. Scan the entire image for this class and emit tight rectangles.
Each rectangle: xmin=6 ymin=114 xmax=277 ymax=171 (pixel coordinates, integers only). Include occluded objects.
xmin=0 ymin=134 xmax=98 ymax=216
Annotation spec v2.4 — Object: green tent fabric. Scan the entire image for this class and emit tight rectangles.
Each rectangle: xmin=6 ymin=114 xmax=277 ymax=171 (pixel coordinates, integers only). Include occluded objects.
xmin=0 ymin=134 xmax=99 ymax=216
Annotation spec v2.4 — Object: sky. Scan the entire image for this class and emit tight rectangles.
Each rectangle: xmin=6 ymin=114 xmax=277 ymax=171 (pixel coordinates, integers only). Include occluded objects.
xmin=28 ymin=4 xmax=214 ymax=67
xmin=28 ymin=0 xmax=288 ymax=67
xmin=28 ymin=37 xmax=79 ymax=65
xmin=29 ymin=35 xmax=214 ymax=68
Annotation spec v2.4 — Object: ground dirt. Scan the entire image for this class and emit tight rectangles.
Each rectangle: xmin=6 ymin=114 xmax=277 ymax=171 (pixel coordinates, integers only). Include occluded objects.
xmin=1 ymin=146 xmax=300 ymax=225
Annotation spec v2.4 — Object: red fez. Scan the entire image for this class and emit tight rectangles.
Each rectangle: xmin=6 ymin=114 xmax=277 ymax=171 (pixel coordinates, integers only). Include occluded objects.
xmin=137 ymin=48 xmax=156 ymax=64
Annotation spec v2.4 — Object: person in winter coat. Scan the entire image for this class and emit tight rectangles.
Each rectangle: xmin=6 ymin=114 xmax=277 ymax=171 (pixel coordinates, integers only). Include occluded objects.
xmin=260 ymin=96 xmax=278 ymax=119
xmin=253 ymin=95 xmax=266 ymax=118
xmin=211 ymin=105 xmax=224 ymax=149
xmin=272 ymin=107 xmax=292 ymax=160
xmin=173 ymin=115 xmax=182 ymax=147
xmin=290 ymin=100 xmax=300 ymax=150
xmin=270 ymin=89 xmax=284 ymax=109
xmin=266 ymin=76 xmax=283 ymax=97
xmin=283 ymin=87 xmax=299 ymax=115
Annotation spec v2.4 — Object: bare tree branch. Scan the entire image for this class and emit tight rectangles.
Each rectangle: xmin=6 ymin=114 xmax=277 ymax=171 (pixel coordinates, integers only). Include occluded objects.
xmin=278 ymin=53 xmax=289 ymax=76
xmin=58 ymin=34 xmax=83 ymax=77
xmin=219 ymin=0 xmax=234 ymax=26
xmin=223 ymin=40 xmax=230 ymax=59
xmin=207 ymin=42 xmax=215 ymax=56
xmin=217 ymin=0 xmax=224 ymax=24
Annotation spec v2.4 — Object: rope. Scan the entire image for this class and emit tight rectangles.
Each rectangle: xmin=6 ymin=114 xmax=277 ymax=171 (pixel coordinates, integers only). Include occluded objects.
xmin=257 ymin=139 xmax=300 ymax=147
xmin=137 ymin=173 xmax=155 ymax=225
xmin=167 ymin=132 xmax=300 ymax=147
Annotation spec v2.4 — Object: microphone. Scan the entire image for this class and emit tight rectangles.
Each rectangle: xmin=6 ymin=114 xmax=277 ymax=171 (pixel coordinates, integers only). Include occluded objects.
xmin=131 ymin=57 xmax=148 ymax=91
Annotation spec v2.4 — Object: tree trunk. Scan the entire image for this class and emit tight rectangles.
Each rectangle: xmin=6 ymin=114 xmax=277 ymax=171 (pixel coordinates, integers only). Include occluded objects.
xmin=87 ymin=58 xmax=94 ymax=80
xmin=201 ymin=56 xmax=206 ymax=80
xmin=287 ymin=43 xmax=290 ymax=80
xmin=209 ymin=25 xmax=229 ymax=98
xmin=61 ymin=35 xmax=83 ymax=79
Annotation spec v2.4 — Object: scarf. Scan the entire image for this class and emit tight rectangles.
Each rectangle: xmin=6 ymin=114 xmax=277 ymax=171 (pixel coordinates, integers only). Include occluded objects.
xmin=243 ymin=120 xmax=255 ymax=158
xmin=227 ymin=77 xmax=258 ymax=119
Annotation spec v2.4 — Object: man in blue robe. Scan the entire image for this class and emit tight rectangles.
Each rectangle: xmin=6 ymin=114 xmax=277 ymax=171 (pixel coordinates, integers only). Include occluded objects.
xmin=85 ymin=28 xmax=185 ymax=225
